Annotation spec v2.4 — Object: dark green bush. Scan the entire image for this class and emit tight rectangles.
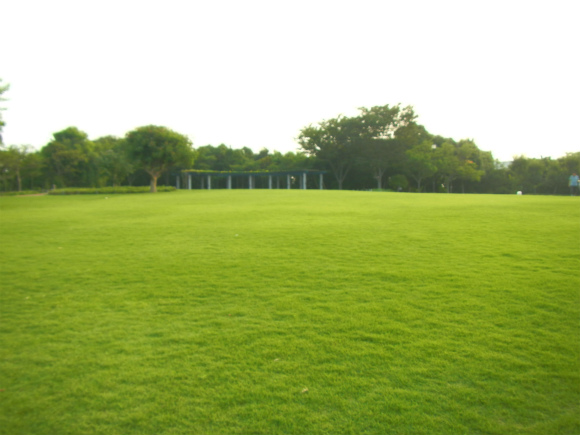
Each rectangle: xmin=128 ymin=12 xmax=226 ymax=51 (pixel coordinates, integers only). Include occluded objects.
xmin=48 ymin=186 xmax=177 ymax=195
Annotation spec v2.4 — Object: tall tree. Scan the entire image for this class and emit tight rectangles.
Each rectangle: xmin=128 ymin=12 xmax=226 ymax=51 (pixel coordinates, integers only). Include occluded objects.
xmin=125 ymin=125 xmax=195 ymax=192
xmin=41 ymin=127 xmax=93 ymax=187
xmin=359 ymin=105 xmax=418 ymax=189
xmin=433 ymin=142 xmax=460 ymax=193
xmin=21 ymin=150 xmax=44 ymax=190
xmin=405 ymin=141 xmax=437 ymax=191
xmin=363 ymin=138 xmax=399 ymax=189
xmin=431 ymin=139 xmax=486 ymax=193
xmin=299 ymin=104 xmax=420 ymax=190
xmin=478 ymin=161 xmax=513 ymax=194
xmin=0 ymin=145 xmax=33 ymax=191
xmin=299 ymin=115 xmax=363 ymax=190
xmin=93 ymin=136 xmax=133 ymax=186
xmin=455 ymin=140 xmax=485 ymax=193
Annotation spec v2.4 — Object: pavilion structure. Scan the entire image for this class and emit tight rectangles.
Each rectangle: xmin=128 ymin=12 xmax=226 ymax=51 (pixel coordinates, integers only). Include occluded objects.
xmin=178 ymin=170 xmax=327 ymax=190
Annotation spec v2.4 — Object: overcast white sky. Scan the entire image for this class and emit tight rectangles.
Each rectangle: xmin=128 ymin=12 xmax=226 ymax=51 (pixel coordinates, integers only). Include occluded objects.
xmin=2 ymin=0 xmax=578 ymax=162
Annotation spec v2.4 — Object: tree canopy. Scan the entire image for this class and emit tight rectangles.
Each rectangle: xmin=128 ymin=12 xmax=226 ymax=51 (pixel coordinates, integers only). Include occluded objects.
xmin=1 ymin=103 xmax=578 ymax=195
xmin=124 ymin=125 xmax=195 ymax=192
xmin=299 ymin=105 xmax=422 ymax=190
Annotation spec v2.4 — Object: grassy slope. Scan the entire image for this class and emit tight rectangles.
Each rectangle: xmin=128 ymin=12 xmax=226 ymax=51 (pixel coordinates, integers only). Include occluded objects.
xmin=0 ymin=191 xmax=579 ymax=435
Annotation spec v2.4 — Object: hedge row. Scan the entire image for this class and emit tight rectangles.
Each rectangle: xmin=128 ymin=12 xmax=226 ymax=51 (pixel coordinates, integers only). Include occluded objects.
xmin=48 ymin=186 xmax=177 ymax=195
xmin=0 ymin=190 xmax=43 ymax=196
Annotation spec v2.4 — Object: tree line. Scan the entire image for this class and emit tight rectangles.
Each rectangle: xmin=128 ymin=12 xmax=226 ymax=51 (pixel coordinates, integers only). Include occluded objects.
xmin=0 ymin=91 xmax=578 ymax=195
xmin=297 ymin=104 xmax=579 ymax=194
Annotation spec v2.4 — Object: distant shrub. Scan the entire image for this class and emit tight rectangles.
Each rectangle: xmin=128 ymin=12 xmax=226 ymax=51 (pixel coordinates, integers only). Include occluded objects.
xmin=48 ymin=186 xmax=177 ymax=195
xmin=388 ymin=174 xmax=409 ymax=191
xmin=0 ymin=190 xmax=43 ymax=196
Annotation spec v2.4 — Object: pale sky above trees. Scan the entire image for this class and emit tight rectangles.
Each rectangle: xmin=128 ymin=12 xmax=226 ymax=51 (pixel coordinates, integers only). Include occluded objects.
xmin=1 ymin=0 xmax=578 ymax=162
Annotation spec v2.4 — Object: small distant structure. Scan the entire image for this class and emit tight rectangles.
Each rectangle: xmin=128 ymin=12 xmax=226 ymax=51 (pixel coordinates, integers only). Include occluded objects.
xmin=178 ymin=170 xmax=327 ymax=190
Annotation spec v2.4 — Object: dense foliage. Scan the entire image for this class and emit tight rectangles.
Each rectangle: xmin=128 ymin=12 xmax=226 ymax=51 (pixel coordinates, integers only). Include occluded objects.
xmin=0 ymin=104 xmax=578 ymax=194
xmin=0 ymin=78 xmax=9 ymax=144
xmin=124 ymin=125 xmax=195 ymax=192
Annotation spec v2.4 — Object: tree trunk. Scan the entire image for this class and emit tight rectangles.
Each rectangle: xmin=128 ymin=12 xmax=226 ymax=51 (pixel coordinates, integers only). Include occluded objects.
xmin=327 ymin=159 xmax=351 ymax=191
xmin=445 ymin=176 xmax=453 ymax=193
xmin=333 ymin=166 xmax=350 ymax=190
xmin=150 ymin=175 xmax=158 ymax=193
xmin=16 ymin=169 xmax=22 ymax=192
xmin=374 ymin=168 xmax=386 ymax=190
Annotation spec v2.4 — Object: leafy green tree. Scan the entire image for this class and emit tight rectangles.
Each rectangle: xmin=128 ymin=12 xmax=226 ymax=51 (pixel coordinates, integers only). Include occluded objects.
xmin=0 ymin=145 xmax=13 ymax=190
xmin=21 ymin=150 xmax=44 ymax=190
xmin=193 ymin=145 xmax=218 ymax=170
xmin=542 ymin=158 xmax=566 ymax=194
xmin=527 ymin=159 xmax=548 ymax=194
xmin=358 ymin=105 xmax=418 ymax=189
xmin=405 ymin=142 xmax=437 ymax=191
xmin=241 ymin=147 xmax=268 ymax=171
xmin=125 ymin=125 xmax=195 ymax=192
xmin=362 ymin=138 xmax=396 ymax=189
xmin=299 ymin=115 xmax=364 ymax=190
xmin=509 ymin=156 xmax=530 ymax=192
xmin=93 ymin=136 xmax=133 ymax=186
xmin=299 ymin=105 xmax=422 ymax=190
xmin=0 ymin=145 xmax=34 ymax=191
xmin=358 ymin=104 xmax=416 ymax=139
xmin=510 ymin=156 xmax=549 ymax=194
xmin=475 ymin=153 xmax=512 ymax=194
xmin=509 ymin=154 xmax=580 ymax=195
xmin=274 ymin=151 xmax=313 ymax=171
xmin=41 ymin=127 xmax=93 ymax=187
xmin=0 ymin=145 xmax=44 ymax=191
xmin=455 ymin=140 xmax=485 ymax=193
xmin=433 ymin=142 xmax=460 ymax=193
xmin=559 ymin=152 xmax=580 ymax=177
xmin=394 ymin=122 xmax=430 ymax=149
xmin=431 ymin=139 xmax=486 ymax=193
xmin=0 ymin=79 xmax=9 ymax=145
xmin=388 ymin=174 xmax=409 ymax=191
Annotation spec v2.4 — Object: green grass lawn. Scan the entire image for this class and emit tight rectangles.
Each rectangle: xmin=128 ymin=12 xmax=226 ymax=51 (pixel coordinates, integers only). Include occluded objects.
xmin=1 ymin=191 xmax=579 ymax=435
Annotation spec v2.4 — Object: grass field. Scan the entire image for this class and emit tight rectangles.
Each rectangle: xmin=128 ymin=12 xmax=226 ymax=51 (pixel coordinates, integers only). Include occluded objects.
xmin=1 ymin=190 xmax=579 ymax=435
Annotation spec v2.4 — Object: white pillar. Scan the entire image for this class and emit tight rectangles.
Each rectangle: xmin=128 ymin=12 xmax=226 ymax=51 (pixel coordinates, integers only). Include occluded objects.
xmin=287 ymin=174 xmax=291 ymax=189
xmin=227 ymin=175 xmax=232 ymax=189
xmin=207 ymin=175 xmax=212 ymax=190
xmin=302 ymin=173 xmax=307 ymax=189
xmin=188 ymin=174 xmax=192 ymax=190
xmin=249 ymin=175 xmax=253 ymax=189
xmin=268 ymin=175 xmax=272 ymax=189
xmin=319 ymin=173 xmax=323 ymax=190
